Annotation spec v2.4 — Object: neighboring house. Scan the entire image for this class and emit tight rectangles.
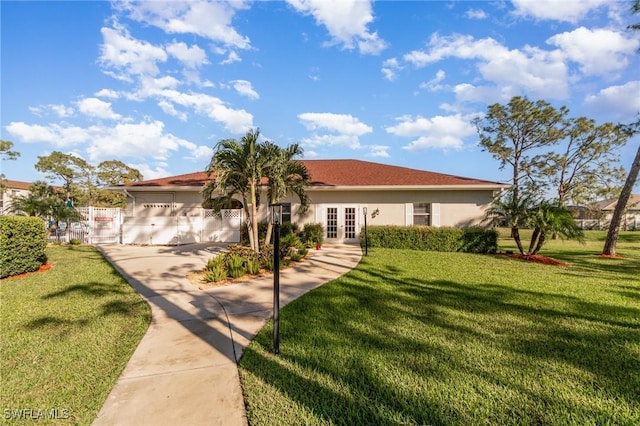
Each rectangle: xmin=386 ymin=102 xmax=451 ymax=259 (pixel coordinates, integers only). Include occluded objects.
xmin=0 ymin=180 xmax=30 ymax=215
xmin=594 ymin=194 xmax=640 ymax=231
xmin=113 ymin=159 xmax=507 ymax=244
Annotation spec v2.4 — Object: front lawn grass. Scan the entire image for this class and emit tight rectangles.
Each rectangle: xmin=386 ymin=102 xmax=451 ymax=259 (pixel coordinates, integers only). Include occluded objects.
xmin=239 ymin=231 xmax=640 ymax=425
xmin=1 ymin=246 xmax=150 ymax=424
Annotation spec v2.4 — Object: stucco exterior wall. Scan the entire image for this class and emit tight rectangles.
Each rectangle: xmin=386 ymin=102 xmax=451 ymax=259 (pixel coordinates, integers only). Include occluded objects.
xmin=124 ymin=188 xmax=496 ymax=228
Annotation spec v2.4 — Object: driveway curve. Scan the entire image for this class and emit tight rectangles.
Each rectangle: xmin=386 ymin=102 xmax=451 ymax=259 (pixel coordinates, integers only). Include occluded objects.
xmin=92 ymin=243 xmax=362 ymax=426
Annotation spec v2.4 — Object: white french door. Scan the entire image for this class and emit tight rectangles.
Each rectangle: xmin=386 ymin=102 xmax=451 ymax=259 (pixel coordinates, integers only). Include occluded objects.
xmin=322 ymin=205 xmax=360 ymax=243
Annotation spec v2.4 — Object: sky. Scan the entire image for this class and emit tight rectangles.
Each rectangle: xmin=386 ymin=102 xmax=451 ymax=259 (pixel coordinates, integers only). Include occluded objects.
xmin=2 ymin=0 xmax=639 ymax=188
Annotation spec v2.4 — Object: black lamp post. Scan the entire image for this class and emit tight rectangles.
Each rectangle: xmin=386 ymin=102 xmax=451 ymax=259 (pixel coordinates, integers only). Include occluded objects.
xmin=363 ymin=206 xmax=368 ymax=256
xmin=270 ymin=203 xmax=283 ymax=354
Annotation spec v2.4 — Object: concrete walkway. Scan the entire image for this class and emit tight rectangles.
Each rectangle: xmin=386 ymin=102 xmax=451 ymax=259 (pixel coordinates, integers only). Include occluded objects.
xmin=92 ymin=243 xmax=362 ymax=426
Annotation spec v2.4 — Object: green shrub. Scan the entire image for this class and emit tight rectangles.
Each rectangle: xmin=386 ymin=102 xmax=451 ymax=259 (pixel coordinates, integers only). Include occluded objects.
xmin=69 ymin=238 xmax=82 ymax=245
xmin=362 ymin=225 xmax=497 ymax=253
xmin=258 ymin=244 xmax=273 ymax=269
xmin=460 ymin=227 xmax=499 ymax=253
xmin=298 ymin=247 xmax=309 ymax=258
xmin=300 ymin=223 xmax=324 ymax=246
xmin=280 ymin=233 xmax=303 ymax=259
xmin=226 ymin=254 xmax=246 ymax=278
xmin=1 ymin=216 xmax=48 ymax=278
xmin=290 ymin=252 xmax=303 ymax=262
xmin=246 ymin=257 xmax=261 ymax=275
xmin=204 ymin=256 xmax=227 ymax=282
xmin=264 ymin=258 xmax=274 ymax=272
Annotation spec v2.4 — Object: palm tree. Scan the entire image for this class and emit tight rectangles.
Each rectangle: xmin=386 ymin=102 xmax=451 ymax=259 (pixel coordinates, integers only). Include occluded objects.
xmin=205 ymin=129 xmax=267 ymax=253
xmin=486 ymin=190 xmax=537 ymax=254
xmin=527 ymin=202 xmax=584 ymax=255
xmin=7 ymin=193 xmax=53 ymax=217
xmin=262 ymin=142 xmax=311 ymax=244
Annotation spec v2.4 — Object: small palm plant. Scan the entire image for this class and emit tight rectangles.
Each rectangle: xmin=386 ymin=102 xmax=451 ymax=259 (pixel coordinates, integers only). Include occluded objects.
xmin=526 ymin=202 xmax=584 ymax=255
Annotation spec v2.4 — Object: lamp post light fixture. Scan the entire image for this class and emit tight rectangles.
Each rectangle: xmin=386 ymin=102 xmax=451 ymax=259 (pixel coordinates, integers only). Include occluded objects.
xmin=270 ymin=203 xmax=283 ymax=354
xmin=363 ymin=207 xmax=368 ymax=256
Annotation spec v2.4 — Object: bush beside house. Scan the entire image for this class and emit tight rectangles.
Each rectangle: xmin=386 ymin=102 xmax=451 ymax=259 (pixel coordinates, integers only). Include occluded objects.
xmin=362 ymin=225 xmax=498 ymax=253
xmin=0 ymin=216 xmax=48 ymax=278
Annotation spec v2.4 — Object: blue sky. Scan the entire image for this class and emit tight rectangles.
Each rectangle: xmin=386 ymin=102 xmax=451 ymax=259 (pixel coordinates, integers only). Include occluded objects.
xmin=2 ymin=0 xmax=639 ymax=187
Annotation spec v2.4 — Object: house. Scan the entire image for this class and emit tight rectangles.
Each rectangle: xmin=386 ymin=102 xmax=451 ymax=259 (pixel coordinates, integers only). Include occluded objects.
xmin=595 ymin=194 xmax=640 ymax=231
xmin=0 ymin=180 xmax=30 ymax=215
xmin=113 ymin=159 xmax=507 ymax=244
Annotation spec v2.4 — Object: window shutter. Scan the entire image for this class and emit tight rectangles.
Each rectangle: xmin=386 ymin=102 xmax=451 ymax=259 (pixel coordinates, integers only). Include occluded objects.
xmin=431 ymin=203 xmax=441 ymax=227
xmin=405 ymin=203 xmax=413 ymax=226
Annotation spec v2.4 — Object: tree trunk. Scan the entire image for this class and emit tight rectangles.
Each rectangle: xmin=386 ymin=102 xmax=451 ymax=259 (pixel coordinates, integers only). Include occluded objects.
xmin=511 ymin=226 xmax=525 ymax=254
xmin=250 ymin=182 xmax=259 ymax=253
xmin=527 ymin=227 xmax=540 ymax=255
xmin=532 ymin=232 xmax=547 ymax=255
xmin=603 ymin=145 xmax=640 ymax=256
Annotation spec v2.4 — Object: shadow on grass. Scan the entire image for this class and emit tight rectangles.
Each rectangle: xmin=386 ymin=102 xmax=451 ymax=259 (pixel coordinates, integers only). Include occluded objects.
xmin=42 ymin=281 xmax=130 ymax=299
xmin=240 ymin=256 xmax=640 ymax=424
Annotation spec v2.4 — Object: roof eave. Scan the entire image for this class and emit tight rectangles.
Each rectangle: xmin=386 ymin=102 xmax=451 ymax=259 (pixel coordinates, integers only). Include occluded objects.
xmin=109 ymin=186 xmax=205 ymax=192
xmin=307 ymin=184 xmax=509 ymax=191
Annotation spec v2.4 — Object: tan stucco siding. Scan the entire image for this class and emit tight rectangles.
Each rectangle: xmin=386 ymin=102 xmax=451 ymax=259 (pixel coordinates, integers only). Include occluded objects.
xmin=298 ymin=189 xmax=495 ymax=227
xmin=124 ymin=188 xmax=495 ymax=228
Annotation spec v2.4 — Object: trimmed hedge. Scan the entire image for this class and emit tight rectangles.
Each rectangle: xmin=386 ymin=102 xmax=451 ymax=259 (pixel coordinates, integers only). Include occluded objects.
xmin=1 ymin=216 xmax=48 ymax=278
xmin=361 ymin=225 xmax=498 ymax=253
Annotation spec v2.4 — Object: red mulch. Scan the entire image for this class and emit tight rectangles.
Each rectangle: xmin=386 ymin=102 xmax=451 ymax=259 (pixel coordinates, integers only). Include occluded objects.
xmin=498 ymin=253 xmax=571 ymax=267
xmin=1 ymin=263 xmax=53 ymax=280
xmin=596 ymin=254 xmax=625 ymax=260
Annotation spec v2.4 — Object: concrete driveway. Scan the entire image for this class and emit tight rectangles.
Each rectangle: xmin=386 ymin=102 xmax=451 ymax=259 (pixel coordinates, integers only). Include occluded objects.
xmin=92 ymin=242 xmax=362 ymax=426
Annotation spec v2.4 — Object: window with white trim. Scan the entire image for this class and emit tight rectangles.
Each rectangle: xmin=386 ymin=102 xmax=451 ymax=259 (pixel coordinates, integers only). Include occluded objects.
xmin=281 ymin=203 xmax=292 ymax=223
xmin=413 ymin=203 xmax=431 ymax=226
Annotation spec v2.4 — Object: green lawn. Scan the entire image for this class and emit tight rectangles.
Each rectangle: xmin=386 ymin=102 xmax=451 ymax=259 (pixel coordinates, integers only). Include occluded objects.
xmin=1 ymin=246 xmax=150 ymax=425
xmin=239 ymin=231 xmax=640 ymax=425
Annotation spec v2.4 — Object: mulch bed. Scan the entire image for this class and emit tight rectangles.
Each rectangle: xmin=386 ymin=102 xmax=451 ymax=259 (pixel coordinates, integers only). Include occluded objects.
xmin=498 ymin=253 xmax=571 ymax=267
xmin=596 ymin=254 xmax=625 ymax=260
xmin=2 ymin=263 xmax=53 ymax=280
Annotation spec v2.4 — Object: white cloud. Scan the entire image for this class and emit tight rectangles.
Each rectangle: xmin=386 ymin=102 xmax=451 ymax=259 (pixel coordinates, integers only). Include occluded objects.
xmin=157 ymin=90 xmax=254 ymax=133
xmin=298 ymin=112 xmax=372 ymax=136
xmin=6 ymin=119 xmax=212 ymax=164
xmin=465 ymin=9 xmax=487 ymax=20
xmin=584 ymin=81 xmax=640 ymax=118
xmin=298 ymin=112 xmax=372 ymax=150
xmin=157 ymin=100 xmax=188 ymax=121
xmin=368 ymin=145 xmax=390 ymax=158
xmin=76 ymin=98 xmax=122 ymax=120
xmin=95 ymin=88 xmax=120 ymax=99
xmin=419 ymin=69 xmax=446 ymax=91
xmin=166 ymin=41 xmax=208 ymax=68
xmin=300 ymin=134 xmax=362 ymax=149
xmin=6 ymin=122 xmax=90 ymax=147
xmin=386 ymin=114 xmax=476 ymax=151
xmin=382 ymin=58 xmax=401 ymax=81
xmin=404 ymin=33 xmax=569 ymax=100
xmin=185 ymin=145 xmax=214 ymax=162
xmin=547 ymin=27 xmax=638 ymax=77
xmin=231 ymin=80 xmax=259 ymax=100
xmin=511 ymin=0 xmax=611 ymax=23
xmin=115 ymin=0 xmax=251 ymax=49
xmin=29 ymin=104 xmax=74 ymax=118
xmin=128 ymin=163 xmax=169 ymax=180
xmin=99 ymin=25 xmax=167 ymax=80
xmin=286 ymin=0 xmax=387 ymax=55
xmin=220 ymin=51 xmax=241 ymax=65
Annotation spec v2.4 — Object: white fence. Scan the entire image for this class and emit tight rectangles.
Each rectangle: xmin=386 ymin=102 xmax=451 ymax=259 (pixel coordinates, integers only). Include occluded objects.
xmin=575 ymin=218 xmax=639 ymax=231
xmin=121 ymin=209 xmax=242 ymax=245
xmin=49 ymin=207 xmax=243 ymax=245
xmin=49 ymin=207 xmax=122 ymax=244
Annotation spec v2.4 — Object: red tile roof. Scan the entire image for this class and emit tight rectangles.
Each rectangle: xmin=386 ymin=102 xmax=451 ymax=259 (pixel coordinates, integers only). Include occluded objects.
xmin=124 ymin=159 xmax=503 ymax=188
xmin=2 ymin=180 xmax=31 ymax=190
